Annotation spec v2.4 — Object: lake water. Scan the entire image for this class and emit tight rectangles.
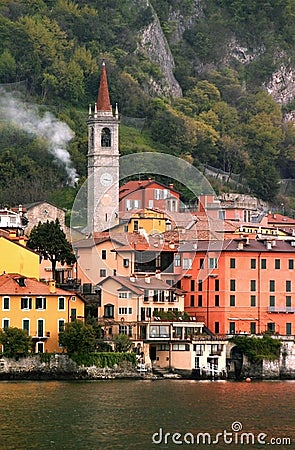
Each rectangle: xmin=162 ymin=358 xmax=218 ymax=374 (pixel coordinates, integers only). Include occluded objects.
xmin=0 ymin=380 xmax=294 ymax=449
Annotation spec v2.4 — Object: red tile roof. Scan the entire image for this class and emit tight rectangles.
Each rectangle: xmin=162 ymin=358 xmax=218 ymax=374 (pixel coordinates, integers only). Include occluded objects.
xmin=0 ymin=273 xmax=78 ymax=296
xmin=119 ymin=179 xmax=179 ymax=200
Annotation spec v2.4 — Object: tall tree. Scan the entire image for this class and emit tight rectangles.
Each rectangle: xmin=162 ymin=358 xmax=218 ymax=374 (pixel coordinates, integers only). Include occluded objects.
xmin=27 ymin=219 xmax=76 ymax=281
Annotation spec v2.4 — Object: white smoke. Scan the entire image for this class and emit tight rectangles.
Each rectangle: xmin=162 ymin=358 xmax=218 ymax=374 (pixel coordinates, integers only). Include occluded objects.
xmin=0 ymin=90 xmax=79 ymax=185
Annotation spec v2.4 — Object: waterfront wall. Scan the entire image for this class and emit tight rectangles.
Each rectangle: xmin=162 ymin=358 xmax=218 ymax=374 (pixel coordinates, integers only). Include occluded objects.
xmin=0 ymin=355 xmax=150 ymax=380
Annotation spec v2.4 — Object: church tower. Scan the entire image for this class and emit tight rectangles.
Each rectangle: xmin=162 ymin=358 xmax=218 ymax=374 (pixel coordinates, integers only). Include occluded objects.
xmin=87 ymin=62 xmax=119 ymax=233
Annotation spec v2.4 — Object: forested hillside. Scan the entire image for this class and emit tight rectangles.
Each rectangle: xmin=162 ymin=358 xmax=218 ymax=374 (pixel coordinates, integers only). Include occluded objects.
xmin=0 ymin=0 xmax=295 ymax=210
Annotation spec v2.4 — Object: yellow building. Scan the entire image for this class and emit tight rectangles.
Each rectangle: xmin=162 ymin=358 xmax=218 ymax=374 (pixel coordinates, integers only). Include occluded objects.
xmin=115 ymin=208 xmax=169 ymax=234
xmin=0 ymin=236 xmax=39 ymax=279
xmin=0 ymin=273 xmax=85 ymax=353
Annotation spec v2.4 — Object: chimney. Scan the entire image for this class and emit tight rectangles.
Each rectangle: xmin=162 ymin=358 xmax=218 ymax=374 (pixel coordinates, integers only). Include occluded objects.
xmin=49 ymin=280 xmax=56 ymax=293
xmin=145 ymin=275 xmax=151 ymax=284
xmin=155 ymin=270 xmax=161 ymax=280
xmin=169 ymin=183 xmax=174 ymax=189
xmin=266 ymin=241 xmax=272 ymax=250
xmin=237 ymin=241 xmax=244 ymax=250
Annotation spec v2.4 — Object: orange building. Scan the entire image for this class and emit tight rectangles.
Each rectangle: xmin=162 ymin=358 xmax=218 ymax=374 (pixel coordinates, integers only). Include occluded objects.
xmin=0 ymin=273 xmax=85 ymax=353
xmin=179 ymin=237 xmax=295 ymax=336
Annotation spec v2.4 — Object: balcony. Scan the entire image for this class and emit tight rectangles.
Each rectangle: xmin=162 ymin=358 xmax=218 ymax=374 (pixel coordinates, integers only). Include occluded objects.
xmin=268 ymin=307 xmax=295 ymax=313
xmin=31 ymin=332 xmax=50 ymax=340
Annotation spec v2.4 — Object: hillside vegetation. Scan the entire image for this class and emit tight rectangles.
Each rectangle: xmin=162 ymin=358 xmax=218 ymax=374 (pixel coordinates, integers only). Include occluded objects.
xmin=0 ymin=0 xmax=294 ymax=210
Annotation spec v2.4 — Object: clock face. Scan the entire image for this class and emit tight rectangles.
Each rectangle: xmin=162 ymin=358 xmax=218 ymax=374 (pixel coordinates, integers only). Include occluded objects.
xmin=100 ymin=173 xmax=113 ymax=187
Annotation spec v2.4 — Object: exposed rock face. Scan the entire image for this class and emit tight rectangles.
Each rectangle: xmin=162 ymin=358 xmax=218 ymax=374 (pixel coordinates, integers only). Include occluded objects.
xmin=266 ymin=64 xmax=295 ymax=105
xmin=137 ymin=1 xmax=182 ymax=98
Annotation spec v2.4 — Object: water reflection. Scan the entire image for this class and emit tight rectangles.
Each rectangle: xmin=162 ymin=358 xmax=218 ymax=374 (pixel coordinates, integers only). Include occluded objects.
xmin=0 ymin=380 xmax=294 ymax=449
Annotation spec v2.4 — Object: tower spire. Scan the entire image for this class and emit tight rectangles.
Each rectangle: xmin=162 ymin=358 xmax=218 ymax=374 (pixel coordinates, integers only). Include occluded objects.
xmin=97 ymin=61 xmax=112 ymax=112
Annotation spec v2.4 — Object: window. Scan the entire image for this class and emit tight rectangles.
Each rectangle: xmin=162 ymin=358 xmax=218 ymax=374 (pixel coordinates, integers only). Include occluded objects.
xmin=215 ymin=279 xmax=219 ymax=291
xmin=36 ymin=297 xmax=46 ymax=310
xmin=230 ymin=295 xmax=235 ymax=306
xmin=144 ymin=289 xmax=149 ymax=302
xmin=174 ymin=254 xmax=181 ymax=267
xmin=190 ymin=280 xmax=195 ymax=291
xmin=22 ymin=319 xmax=30 ymax=334
xmin=288 ymin=259 xmax=294 ymax=270
xmin=214 ymin=322 xmax=220 ymax=334
xmin=118 ymin=292 xmax=130 ymax=299
xmin=230 ymin=280 xmax=236 ymax=291
xmin=198 ymin=281 xmax=202 ymax=292
xmin=100 ymin=269 xmax=106 ymax=277
xmin=172 ymin=343 xmax=190 ymax=351
xmin=286 ymin=323 xmax=292 ymax=335
xmin=150 ymin=325 xmax=170 ymax=338
xmin=269 ymin=296 xmax=275 ymax=307
xmin=58 ymin=297 xmax=65 ymax=310
xmin=229 ymin=322 xmax=235 ymax=334
xmin=267 ymin=323 xmax=275 ymax=334
xmin=251 ymin=259 xmax=256 ymax=269
xmin=208 ymin=258 xmax=218 ymax=269
xmin=230 ymin=258 xmax=236 ymax=269
xmin=134 ymin=220 xmax=139 ymax=231
xmin=183 ymin=258 xmax=192 ymax=270
xmin=261 ymin=259 xmax=267 ymax=269
xmin=118 ymin=325 xmax=132 ymax=336
xmin=198 ymin=295 xmax=202 ymax=307
xmin=190 ymin=295 xmax=195 ymax=307
xmin=270 ymin=280 xmax=275 ymax=292
xmin=286 ymin=281 xmax=291 ymax=292
xmin=274 ymin=259 xmax=280 ymax=269
xmin=126 ymin=199 xmax=140 ymax=210
xmin=104 ymin=304 xmax=114 ymax=319
xmin=101 ymin=127 xmax=111 ymax=147
xmin=21 ymin=297 xmax=32 ymax=310
xmin=215 ymin=295 xmax=219 ymax=307
xmin=2 ymin=319 xmax=9 ymax=329
xmin=37 ymin=319 xmax=44 ymax=337
xmin=71 ymin=309 xmax=76 ymax=322
xmin=123 ymin=259 xmax=129 ymax=268
xmin=199 ymin=258 xmax=204 ymax=269
xmin=250 ymin=280 xmax=256 ymax=292
xmin=101 ymin=250 xmax=107 ymax=260
xmin=193 ymin=344 xmax=203 ymax=355
xmin=157 ymin=344 xmax=169 ymax=351
xmin=58 ymin=319 xmax=65 ymax=333
xmin=2 ymin=297 xmax=9 ymax=310
xmin=286 ymin=296 xmax=291 ymax=308
xmin=250 ymin=295 xmax=256 ymax=307
xmin=250 ymin=322 xmax=256 ymax=334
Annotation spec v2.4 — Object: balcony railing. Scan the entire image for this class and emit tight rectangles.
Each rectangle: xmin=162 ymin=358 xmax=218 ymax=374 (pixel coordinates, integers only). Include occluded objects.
xmin=268 ymin=307 xmax=295 ymax=313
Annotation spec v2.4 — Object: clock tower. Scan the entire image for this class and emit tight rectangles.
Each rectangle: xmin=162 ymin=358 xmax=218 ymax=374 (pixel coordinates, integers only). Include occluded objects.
xmin=87 ymin=62 xmax=119 ymax=233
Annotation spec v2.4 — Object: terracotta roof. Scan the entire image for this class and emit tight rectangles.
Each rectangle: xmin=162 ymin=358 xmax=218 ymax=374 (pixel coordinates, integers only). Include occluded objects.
xmin=119 ymin=179 xmax=179 ymax=200
xmin=97 ymin=275 xmax=185 ymax=293
xmin=0 ymin=273 xmax=79 ymax=296
xmin=178 ymin=238 xmax=295 ymax=253
xmin=267 ymin=213 xmax=295 ymax=225
xmin=97 ymin=62 xmax=111 ymax=112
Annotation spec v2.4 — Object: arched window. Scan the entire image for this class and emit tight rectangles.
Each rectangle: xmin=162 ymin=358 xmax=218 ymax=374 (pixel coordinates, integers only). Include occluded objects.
xmin=101 ymin=127 xmax=111 ymax=147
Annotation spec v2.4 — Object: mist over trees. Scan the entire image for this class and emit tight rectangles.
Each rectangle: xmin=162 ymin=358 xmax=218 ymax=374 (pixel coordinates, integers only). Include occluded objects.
xmin=0 ymin=0 xmax=294 ymax=207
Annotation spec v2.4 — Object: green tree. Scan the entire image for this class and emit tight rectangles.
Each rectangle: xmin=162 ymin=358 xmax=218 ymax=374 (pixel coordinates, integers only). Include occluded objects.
xmin=114 ymin=334 xmax=133 ymax=353
xmin=58 ymin=320 xmax=96 ymax=356
xmin=27 ymin=219 xmax=76 ymax=281
xmin=0 ymin=327 xmax=32 ymax=358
